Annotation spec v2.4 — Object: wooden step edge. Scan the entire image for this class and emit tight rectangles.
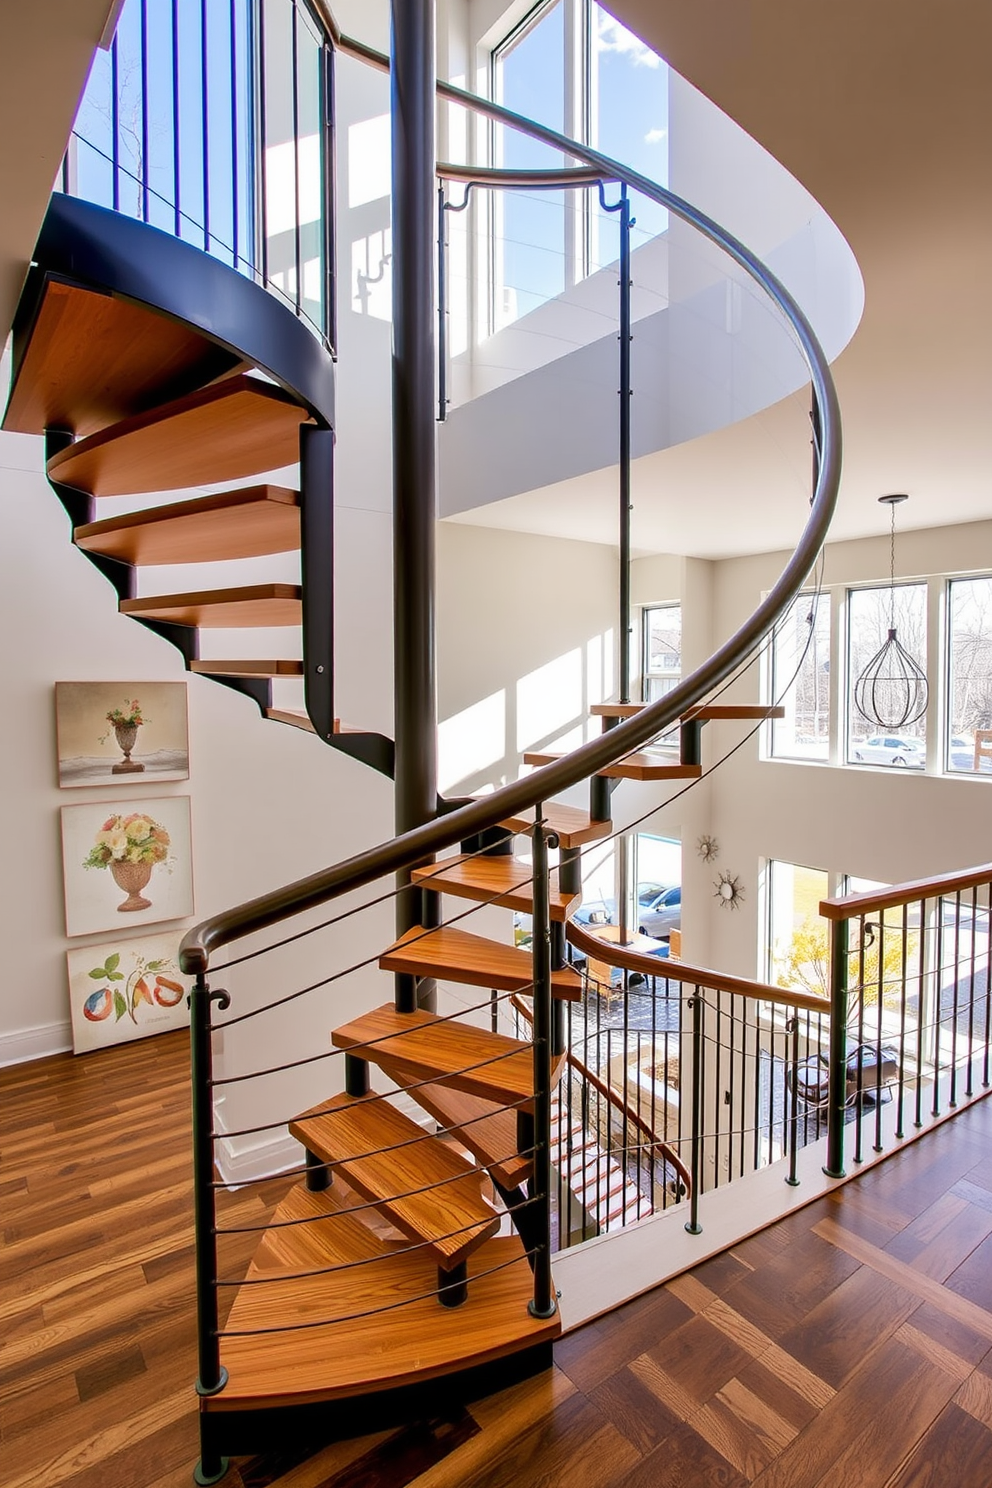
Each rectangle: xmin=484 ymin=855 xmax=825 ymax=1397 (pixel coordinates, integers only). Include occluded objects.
xmin=288 ymin=1093 xmax=501 ymax=1270
xmin=206 ymin=1233 xmax=559 ymax=1412
xmin=191 ymin=659 xmax=304 ymax=678
xmin=523 ymin=751 xmax=703 ymax=782
xmin=411 ymin=856 xmax=581 ymax=922
xmin=379 ymin=926 xmax=582 ymax=1001
xmin=386 ymin=1060 xmax=533 ymax=1191
xmin=480 ymin=799 xmax=612 ymax=850
xmin=266 ymin=707 xmax=316 ymax=732
xmin=73 ymin=484 xmax=300 ymax=564
xmin=681 ymin=704 xmax=786 ymax=721
xmin=46 ymin=373 xmax=306 ymax=474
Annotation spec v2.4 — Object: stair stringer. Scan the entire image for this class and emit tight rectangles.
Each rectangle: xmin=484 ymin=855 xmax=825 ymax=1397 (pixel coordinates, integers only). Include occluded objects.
xmin=6 ymin=195 xmax=394 ymax=779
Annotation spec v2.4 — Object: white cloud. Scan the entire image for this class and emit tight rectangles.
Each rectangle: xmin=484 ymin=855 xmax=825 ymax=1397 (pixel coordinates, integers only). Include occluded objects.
xmin=645 ymin=128 xmax=668 ymax=145
xmin=596 ymin=17 xmax=662 ymax=69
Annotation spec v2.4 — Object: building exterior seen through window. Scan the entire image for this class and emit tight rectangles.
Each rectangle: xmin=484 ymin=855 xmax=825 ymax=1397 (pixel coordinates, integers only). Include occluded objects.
xmin=769 ymin=571 xmax=992 ymax=779
xmin=642 ymin=603 xmax=681 ymax=703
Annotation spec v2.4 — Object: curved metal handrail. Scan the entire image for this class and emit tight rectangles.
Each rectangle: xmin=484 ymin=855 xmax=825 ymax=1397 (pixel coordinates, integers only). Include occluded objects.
xmin=180 ymin=21 xmax=842 ymax=975
xmin=566 ymin=923 xmax=831 ymax=1015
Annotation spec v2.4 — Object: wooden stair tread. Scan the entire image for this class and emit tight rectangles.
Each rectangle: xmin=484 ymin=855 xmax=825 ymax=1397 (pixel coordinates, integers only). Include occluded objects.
xmin=524 ymin=751 xmax=702 ymax=782
xmin=190 ymin=659 xmax=303 ymax=677
xmin=490 ymin=799 xmax=611 ymax=849
xmin=288 ymin=1091 xmax=499 ymax=1270
xmin=3 ymin=276 xmax=239 ymax=438
xmin=388 ymin=1066 xmax=532 ymax=1190
xmin=74 ymin=484 xmax=300 ymax=564
xmin=331 ymin=1004 xmax=544 ymax=1110
xmin=589 ymin=703 xmax=785 ymax=722
xmin=682 ymin=704 xmax=786 ymax=721
xmin=46 ymin=374 xmax=312 ymax=496
xmin=267 ymin=707 xmax=315 ymax=731
xmin=411 ymin=855 xmax=580 ymax=922
xmin=119 ymin=583 xmax=301 ymax=628
xmin=247 ymin=1181 xmax=406 ymax=1275
xmin=211 ymin=1232 xmax=558 ymax=1410
xmin=380 ymin=925 xmax=582 ymax=1001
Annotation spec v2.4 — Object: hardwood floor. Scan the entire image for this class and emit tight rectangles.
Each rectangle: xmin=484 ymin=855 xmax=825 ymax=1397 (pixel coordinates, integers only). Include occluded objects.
xmin=3 ymin=1032 xmax=992 ymax=1486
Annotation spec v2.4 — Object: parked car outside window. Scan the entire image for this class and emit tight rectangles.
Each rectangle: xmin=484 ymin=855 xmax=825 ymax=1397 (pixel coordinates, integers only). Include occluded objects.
xmin=852 ymin=735 xmax=925 ymax=767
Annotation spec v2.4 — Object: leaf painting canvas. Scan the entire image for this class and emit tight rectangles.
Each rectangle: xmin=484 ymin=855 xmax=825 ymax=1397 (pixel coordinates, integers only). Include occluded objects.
xmin=67 ymin=931 xmax=191 ymax=1053
xmin=60 ymin=795 xmax=194 ymax=937
xmin=55 ymin=681 xmax=189 ymax=788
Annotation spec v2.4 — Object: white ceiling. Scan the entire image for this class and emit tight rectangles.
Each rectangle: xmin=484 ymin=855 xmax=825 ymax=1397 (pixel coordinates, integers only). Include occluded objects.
xmin=453 ymin=0 xmax=992 ymax=560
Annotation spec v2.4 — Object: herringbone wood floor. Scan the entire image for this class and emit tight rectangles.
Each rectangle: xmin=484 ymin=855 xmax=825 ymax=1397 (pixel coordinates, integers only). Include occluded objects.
xmin=4 ymin=1032 xmax=992 ymax=1486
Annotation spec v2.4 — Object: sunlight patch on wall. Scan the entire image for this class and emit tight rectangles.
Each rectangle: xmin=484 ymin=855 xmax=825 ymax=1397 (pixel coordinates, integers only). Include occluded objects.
xmin=516 ymin=649 xmax=583 ymax=752
xmin=266 ymin=134 xmax=321 ymax=233
xmin=438 ymin=690 xmax=506 ymax=794
xmin=348 ymin=113 xmax=391 ymax=207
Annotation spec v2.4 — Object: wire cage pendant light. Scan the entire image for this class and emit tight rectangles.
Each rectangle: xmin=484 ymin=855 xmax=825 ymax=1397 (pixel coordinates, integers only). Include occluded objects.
xmin=853 ymin=494 xmax=929 ymax=730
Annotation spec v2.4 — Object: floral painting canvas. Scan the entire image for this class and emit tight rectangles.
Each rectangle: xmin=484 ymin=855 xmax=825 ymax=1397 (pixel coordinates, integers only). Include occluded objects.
xmin=67 ymin=931 xmax=191 ymax=1054
xmin=55 ymin=681 xmax=189 ymax=788
xmin=60 ymin=796 xmax=194 ymax=937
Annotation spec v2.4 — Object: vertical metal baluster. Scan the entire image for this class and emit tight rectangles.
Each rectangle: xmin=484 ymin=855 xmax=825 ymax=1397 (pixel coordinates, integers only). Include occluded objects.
xmin=896 ymin=903 xmax=908 ymax=1138
xmin=322 ymin=40 xmax=336 ymax=346
xmin=172 ymin=0 xmax=181 ymax=236
xmin=685 ymin=990 xmax=703 ymax=1234
xmin=621 ymin=961 xmax=630 ymax=1211
xmin=966 ymin=885 xmax=978 ymax=1098
xmin=291 ymin=0 xmax=302 ymax=313
xmin=739 ymin=995 xmax=747 ymax=1178
xmin=258 ymin=0 xmax=269 ymax=284
xmin=190 ymin=972 xmax=230 ymax=1487
xmin=873 ymin=915 xmax=885 ymax=1154
xmin=200 ymin=0 xmax=210 ymax=250
xmin=713 ymin=988 xmax=722 ymax=1188
xmin=915 ymin=896 xmax=927 ymax=1126
xmin=787 ymin=1013 xmax=800 ymax=1186
xmin=437 ymin=182 xmax=447 ymax=420
xmin=752 ymin=993 xmax=761 ymax=1175
xmin=950 ymin=892 xmax=962 ymax=1106
xmin=529 ymin=811 xmax=555 ymax=1319
xmin=140 ymin=0 xmax=150 ymax=221
xmin=230 ymin=0 xmax=239 ymax=265
xmin=111 ymin=32 xmax=120 ymax=212
xmin=983 ymin=882 xmax=992 ymax=1089
xmin=933 ymin=898 xmax=944 ymax=1117
xmin=824 ymin=916 xmax=849 ymax=1179
xmin=853 ymin=917 xmax=867 ymax=1163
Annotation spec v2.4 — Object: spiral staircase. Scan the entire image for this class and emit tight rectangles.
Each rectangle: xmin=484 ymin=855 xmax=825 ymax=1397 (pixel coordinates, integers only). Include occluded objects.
xmin=3 ymin=12 xmax=843 ymax=1480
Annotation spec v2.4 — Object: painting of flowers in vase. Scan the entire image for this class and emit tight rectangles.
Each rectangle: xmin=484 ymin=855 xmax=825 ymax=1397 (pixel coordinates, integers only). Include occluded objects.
xmin=67 ymin=932 xmax=191 ymax=1053
xmin=60 ymin=796 xmax=194 ymax=936
xmin=55 ymin=681 xmax=189 ymax=788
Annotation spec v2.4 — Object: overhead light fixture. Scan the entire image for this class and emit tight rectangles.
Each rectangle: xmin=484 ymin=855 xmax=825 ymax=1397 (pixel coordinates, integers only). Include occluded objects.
xmin=853 ymin=494 xmax=928 ymax=730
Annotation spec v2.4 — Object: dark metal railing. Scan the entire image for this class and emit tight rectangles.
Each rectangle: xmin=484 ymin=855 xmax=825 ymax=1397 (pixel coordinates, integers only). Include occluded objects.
xmin=64 ymin=0 xmax=335 ymax=348
xmin=566 ymin=921 xmax=829 ymax=1235
xmin=821 ymin=865 xmax=992 ymax=1178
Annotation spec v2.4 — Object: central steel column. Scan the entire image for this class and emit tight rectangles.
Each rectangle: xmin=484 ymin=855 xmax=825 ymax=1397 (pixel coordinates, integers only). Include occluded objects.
xmin=391 ymin=0 xmax=438 ymax=1011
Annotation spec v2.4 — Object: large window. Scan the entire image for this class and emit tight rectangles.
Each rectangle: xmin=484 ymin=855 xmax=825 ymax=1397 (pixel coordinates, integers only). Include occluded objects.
xmin=491 ymin=2 xmax=669 ymax=330
xmin=847 ymin=582 xmax=927 ymax=769
xmin=770 ymin=592 xmax=830 ymax=761
xmin=766 ymin=860 xmax=830 ymax=994
xmin=767 ymin=569 xmax=992 ymax=781
xmin=947 ymin=576 xmax=992 ymax=774
xmin=642 ymin=603 xmax=681 ymax=703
